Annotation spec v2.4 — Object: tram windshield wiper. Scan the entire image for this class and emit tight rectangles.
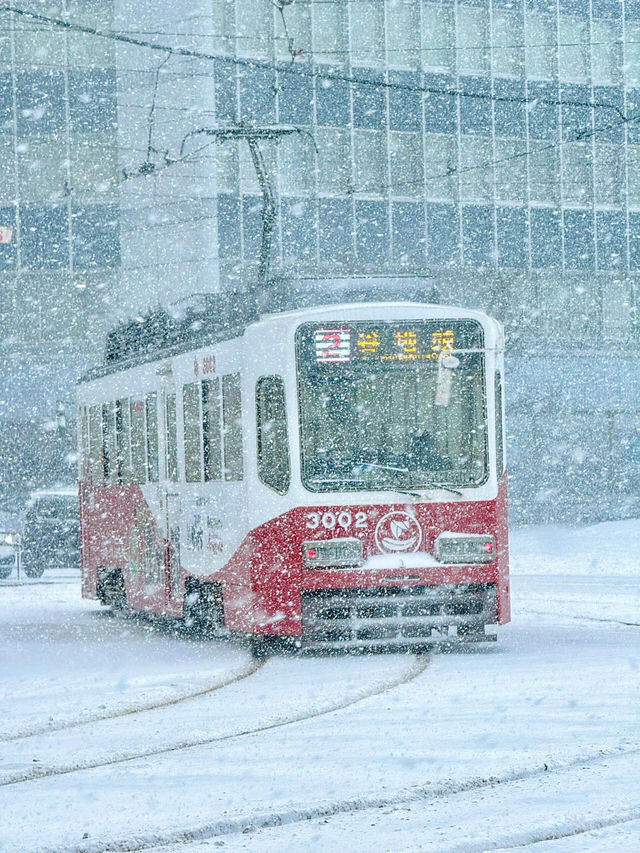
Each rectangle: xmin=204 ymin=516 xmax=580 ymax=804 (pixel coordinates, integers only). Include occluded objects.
xmin=409 ymin=482 xmax=464 ymax=497
xmin=354 ymin=462 xmax=410 ymax=476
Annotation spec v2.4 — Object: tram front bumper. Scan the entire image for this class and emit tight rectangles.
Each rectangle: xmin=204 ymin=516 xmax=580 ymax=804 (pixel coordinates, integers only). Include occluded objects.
xmin=299 ymin=582 xmax=498 ymax=651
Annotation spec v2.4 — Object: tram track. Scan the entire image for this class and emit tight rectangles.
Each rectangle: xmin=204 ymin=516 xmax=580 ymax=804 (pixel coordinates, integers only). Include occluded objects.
xmin=34 ymin=742 xmax=640 ymax=853
xmin=0 ymin=656 xmax=264 ymax=744
xmin=0 ymin=653 xmax=429 ymax=789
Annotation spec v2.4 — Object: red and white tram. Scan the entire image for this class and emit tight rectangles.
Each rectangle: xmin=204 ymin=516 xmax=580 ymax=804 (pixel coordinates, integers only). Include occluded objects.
xmin=78 ymin=282 xmax=509 ymax=651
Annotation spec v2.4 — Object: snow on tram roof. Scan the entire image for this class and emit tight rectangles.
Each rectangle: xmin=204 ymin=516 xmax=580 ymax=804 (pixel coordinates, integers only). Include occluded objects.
xmin=80 ymin=277 xmax=496 ymax=382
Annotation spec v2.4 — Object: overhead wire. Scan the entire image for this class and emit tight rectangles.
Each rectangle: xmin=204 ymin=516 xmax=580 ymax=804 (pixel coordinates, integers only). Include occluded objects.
xmin=0 ymin=3 xmax=634 ymax=122
xmin=3 ymin=2 xmax=637 ymax=232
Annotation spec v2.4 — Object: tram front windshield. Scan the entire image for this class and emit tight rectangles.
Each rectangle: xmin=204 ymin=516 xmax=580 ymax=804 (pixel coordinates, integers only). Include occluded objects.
xmin=296 ymin=320 xmax=488 ymax=492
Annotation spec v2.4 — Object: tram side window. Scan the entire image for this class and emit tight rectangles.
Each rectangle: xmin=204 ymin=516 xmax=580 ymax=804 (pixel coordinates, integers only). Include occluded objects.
xmin=145 ymin=392 xmax=160 ymax=483
xmin=165 ymin=393 xmax=178 ymax=482
xmin=202 ymin=378 xmax=223 ymax=482
xmin=88 ymin=405 xmax=104 ymax=485
xmin=115 ymin=398 xmax=131 ymax=484
xmin=102 ymin=402 xmax=117 ymax=485
xmin=130 ymin=399 xmax=147 ymax=484
xmin=256 ymin=376 xmax=290 ymax=495
xmin=222 ymin=373 xmax=243 ymax=481
xmin=495 ymin=372 xmax=505 ymax=475
xmin=78 ymin=406 xmax=89 ymax=481
xmin=183 ymin=382 xmax=203 ymax=483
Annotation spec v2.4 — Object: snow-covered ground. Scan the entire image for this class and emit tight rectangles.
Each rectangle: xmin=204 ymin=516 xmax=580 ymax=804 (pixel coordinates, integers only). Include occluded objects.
xmin=0 ymin=521 xmax=638 ymax=853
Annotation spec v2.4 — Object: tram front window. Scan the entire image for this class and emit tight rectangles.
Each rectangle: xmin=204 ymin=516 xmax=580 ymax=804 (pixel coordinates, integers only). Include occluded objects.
xmin=296 ymin=320 xmax=488 ymax=493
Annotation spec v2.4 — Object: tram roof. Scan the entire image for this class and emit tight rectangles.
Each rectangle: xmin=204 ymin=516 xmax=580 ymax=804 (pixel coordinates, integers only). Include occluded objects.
xmin=81 ymin=277 xmax=491 ymax=382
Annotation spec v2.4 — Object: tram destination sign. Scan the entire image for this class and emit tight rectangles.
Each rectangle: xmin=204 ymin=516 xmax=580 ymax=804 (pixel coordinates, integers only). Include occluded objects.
xmin=301 ymin=320 xmax=484 ymax=367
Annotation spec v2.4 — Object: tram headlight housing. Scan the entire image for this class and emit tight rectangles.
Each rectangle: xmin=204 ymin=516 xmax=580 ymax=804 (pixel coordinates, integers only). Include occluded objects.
xmin=434 ymin=533 xmax=495 ymax=564
xmin=302 ymin=538 xmax=363 ymax=568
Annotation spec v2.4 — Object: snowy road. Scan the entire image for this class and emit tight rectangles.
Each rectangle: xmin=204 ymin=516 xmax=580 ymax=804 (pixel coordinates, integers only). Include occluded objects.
xmin=0 ymin=521 xmax=638 ymax=853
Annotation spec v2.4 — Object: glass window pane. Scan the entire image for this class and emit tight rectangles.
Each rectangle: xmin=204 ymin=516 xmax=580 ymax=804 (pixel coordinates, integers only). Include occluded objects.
xmin=202 ymin=378 xmax=222 ymax=482
xmin=462 ymin=204 xmax=495 ymax=266
xmin=525 ymin=13 xmax=556 ymax=80
xmin=351 ymin=1 xmax=384 ymax=65
xmin=115 ymin=398 xmax=131 ymax=484
xmin=145 ymin=393 xmax=159 ymax=484
xmin=392 ymin=201 xmax=426 ymax=266
xmin=625 ymin=24 xmax=640 ymax=86
xmin=278 ymin=71 xmax=313 ymax=125
xmin=389 ymin=131 xmax=423 ymax=197
xmin=236 ymin=0 xmax=272 ymax=56
xmin=427 ymin=201 xmax=460 ymax=265
xmin=421 ymin=3 xmax=454 ymax=72
xmin=222 ymin=374 xmax=243 ymax=481
xmin=281 ymin=198 xmax=316 ymax=263
xmin=627 ymin=145 xmax=640 ymax=205
xmin=318 ymin=198 xmax=354 ymax=265
xmin=529 ymin=145 xmax=560 ymax=203
xmin=68 ymin=70 xmax=116 ymax=134
xmin=130 ymin=399 xmax=146 ymax=485
xmin=530 ymin=208 xmax=562 ymax=268
xmin=594 ymin=143 xmax=623 ymax=205
xmin=353 ymin=130 xmax=387 ymax=195
xmin=456 ymin=6 xmax=489 ymax=76
xmin=296 ymin=321 xmax=488 ymax=490
xmin=316 ymin=128 xmax=351 ymax=195
xmin=102 ymin=402 xmax=116 ymax=485
xmin=277 ymin=133 xmax=315 ymax=196
xmin=256 ymin=376 xmax=290 ymax=494
xmin=386 ymin=0 xmax=419 ymax=69
xmin=165 ymin=394 xmax=178 ymax=483
xmin=494 ymin=138 xmax=527 ymax=202
xmin=563 ymin=209 xmax=595 ymax=270
xmin=89 ymin=405 xmax=103 ymax=486
xmin=591 ymin=19 xmax=621 ymax=86
xmin=78 ymin=406 xmax=89 ymax=482
xmin=492 ymin=10 xmax=524 ymax=78
xmin=313 ymin=2 xmax=347 ymax=64
xmin=356 ymin=200 xmax=389 ymax=266
xmin=558 ymin=18 xmax=590 ymax=83
xmin=459 ymin=77 xmax=492 ymax=135
xmin=214 ymin=143 xmax=239 ymax=195
xmin=352 ymin=70 xmax=386 ymax=129
xmin=596 ymin=210 xmax=626 ymax=269
xmin=496 ymin=206 xmax=528 ymax=267
xmin=275 ymin=2 xmax=311 ymax=62
xmin=183 ymin=383 xmax=202 ymax=483
xmin=460 ymin=136 xmax=493 ymax=201
xmin=563 ymin=142 xmax=593 ymax=204
xmin=424 ymin=134 xmax=457 ymax=200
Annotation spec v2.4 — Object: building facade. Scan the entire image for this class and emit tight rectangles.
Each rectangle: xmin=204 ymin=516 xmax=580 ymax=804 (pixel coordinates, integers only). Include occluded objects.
xmin=2 ymin=0 xmax=639 ymax=521
xmin=115 ymin=0 xmax=640 ymax=523
xmin=0 ymin=1 xmax=120 ymax=507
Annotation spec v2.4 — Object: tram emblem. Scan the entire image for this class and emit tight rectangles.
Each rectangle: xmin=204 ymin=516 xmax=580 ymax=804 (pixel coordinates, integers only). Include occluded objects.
xmin=374 ymin=511 xmax=422 ymax=553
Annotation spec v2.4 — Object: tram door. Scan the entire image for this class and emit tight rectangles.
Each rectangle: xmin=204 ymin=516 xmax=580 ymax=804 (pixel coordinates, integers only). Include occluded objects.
xmin=161 ymin=388 xmax=181 ymax=600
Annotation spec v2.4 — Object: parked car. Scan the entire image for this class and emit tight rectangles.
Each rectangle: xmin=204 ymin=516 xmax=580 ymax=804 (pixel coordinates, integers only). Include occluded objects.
xmin=21 ymin=489 xmax=79 ymax=577
xmin=0 ymin=538 xmax=16 ymax=579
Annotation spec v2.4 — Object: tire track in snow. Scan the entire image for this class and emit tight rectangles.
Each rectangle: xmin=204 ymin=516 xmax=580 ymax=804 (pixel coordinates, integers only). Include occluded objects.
xmin=523 ymin=608 xmax=640 ymax=630
xmin=44 ymin=746 xmax=640 ymax=853
xmin=0 ymin=654 xmax=429 ymax=788
xmin=0 ymin=656 xmax=264 ymax=744
xmin=489 ymin=812 xmax=640 ymax=852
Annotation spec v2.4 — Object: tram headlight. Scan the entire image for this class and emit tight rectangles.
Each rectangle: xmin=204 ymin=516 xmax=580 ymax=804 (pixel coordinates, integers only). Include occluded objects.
xmin=434 ymin=533 xmax=495 ymax=564
xmin=302 ymin=538 xmax=363 ymax=568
